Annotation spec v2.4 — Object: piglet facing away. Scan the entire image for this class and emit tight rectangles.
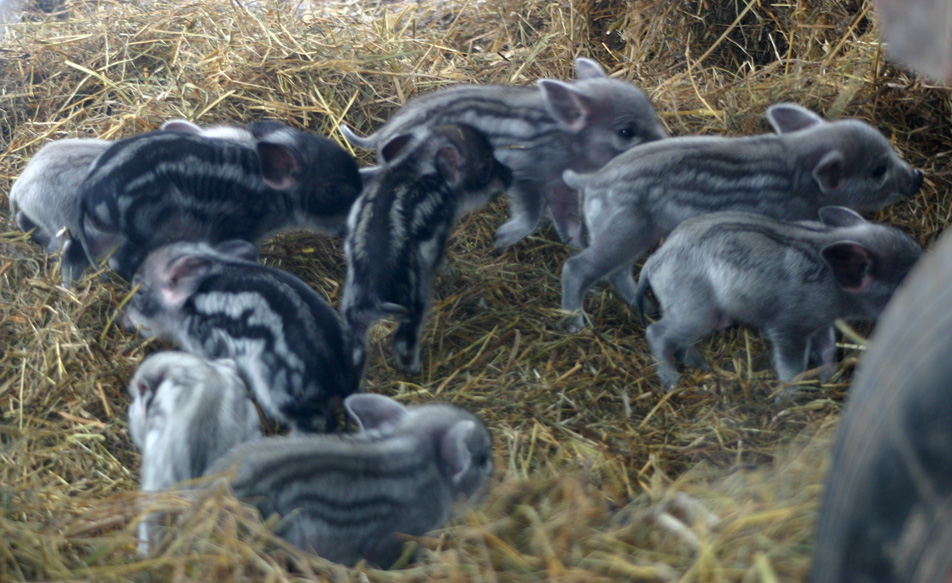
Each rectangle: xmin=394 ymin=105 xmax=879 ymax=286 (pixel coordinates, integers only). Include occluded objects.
xmin=342 ymin=57 xmax=666 ymax=248
xmin=77 ymin=121 xmax=361 ymax=280
xmin=9 ymin=121 xmax=253 ymax=285
xmin=562 ymin=103 xmax=924 ymax=330
xmin=9 ymin=138 xmax=110 ymax=284
xmin=127 ymin=350 xmax=262 ymax=553
xmin=342 ymin=124 xmax=513 ymax=374
xmin=811 ymin=228 xmax=952 ymax=583
xmin=123 ymin=239 xmax=361 ymax=433
xmin=207 ymin=393 xmax=493 ymax=568
xmin=635 ymin=207 xmax=922 ymax=389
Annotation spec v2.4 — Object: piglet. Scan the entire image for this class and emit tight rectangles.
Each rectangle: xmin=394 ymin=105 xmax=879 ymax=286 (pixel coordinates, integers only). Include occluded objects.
xmin=123 ymin=239 xmax=360 ymax=433
xmin=77 ymin=121 xmax=361 ymax=279
xmin=9 ymin=121 xmax=252 ymax=285
xmin=562 ymin=102 xmax=924 ymax=330
xmin=127 ymin=350 xmax=262 ymax=553
xmin=342 ymin=57 xmax=666 ymax=248
xmin=9 ymin=138 xmax=111 ymax=283
xmin=207 ymin=393 xmax=493 ymax=568
xmin=811 ymin=226 xmax=952 ymax=583
xmin=342 ymin=124 xmax=512 ymax=373
xmin=634 ymin=207 xmax=921 ymax=388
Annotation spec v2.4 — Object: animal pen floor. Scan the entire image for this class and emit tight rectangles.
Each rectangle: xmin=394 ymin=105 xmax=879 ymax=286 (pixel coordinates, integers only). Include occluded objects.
xmin=0 ymin=0 xmax=950 ymax=581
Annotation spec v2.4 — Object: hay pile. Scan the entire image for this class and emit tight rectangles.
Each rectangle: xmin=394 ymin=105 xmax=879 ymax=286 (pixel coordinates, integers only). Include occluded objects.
xmin=0 ymin=0 xmax=947 ymax=581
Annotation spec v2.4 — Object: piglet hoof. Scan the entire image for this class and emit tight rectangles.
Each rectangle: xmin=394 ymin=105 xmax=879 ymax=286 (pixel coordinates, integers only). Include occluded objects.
xmin=561 ymin=311 xmax=587 ymax=334
xmin=679 ymin=346 xmax=709 ymax=371
xmin=815 ymin=363 xmax=836 ymax=384
xmin=493 ymin=221 xmax=531 ymax=250
xmin=394 ymin=347 xmax=422 ymax=376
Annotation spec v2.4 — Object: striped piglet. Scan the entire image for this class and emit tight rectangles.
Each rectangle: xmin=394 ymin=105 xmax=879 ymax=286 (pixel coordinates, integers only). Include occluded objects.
xmin=208 ymin=393 xmax=493 ymax=568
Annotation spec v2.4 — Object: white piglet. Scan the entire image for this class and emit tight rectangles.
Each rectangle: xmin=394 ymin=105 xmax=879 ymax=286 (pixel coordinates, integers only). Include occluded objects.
xmin=127 ymin=350 xmax=262 ymax=553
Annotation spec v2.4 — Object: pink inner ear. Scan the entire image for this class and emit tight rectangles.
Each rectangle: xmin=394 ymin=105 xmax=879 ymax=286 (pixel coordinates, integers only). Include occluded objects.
xmin=539 ymin=80 xmax=591 ymax=132
xmin=846 ymin=272 xmax=874 ymax=294
xmin=137 ymin=381 xmax=149 ymax=397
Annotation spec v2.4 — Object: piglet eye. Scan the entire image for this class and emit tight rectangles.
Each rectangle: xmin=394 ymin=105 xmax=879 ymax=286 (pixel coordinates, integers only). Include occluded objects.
xmin=618 ymin=126 xmax=636 ymax=140
xmin=872 ymin=162 xmax=888 ymax=180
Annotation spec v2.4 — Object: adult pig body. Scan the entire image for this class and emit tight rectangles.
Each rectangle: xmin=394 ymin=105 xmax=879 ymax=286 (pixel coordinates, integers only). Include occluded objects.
xmin=811 ymin=228 xmax=952 ymax=583
xmin=561 ymin=103 xmax=924 ymax=329
xmin=343 ymin=58 xmax=666 ymax=248
xmin=78 ymin=124 xmax=360 ymax=279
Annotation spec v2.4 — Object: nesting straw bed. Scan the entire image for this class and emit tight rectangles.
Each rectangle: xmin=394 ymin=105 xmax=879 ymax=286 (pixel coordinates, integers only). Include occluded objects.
xmin=0 ymin=0 xmax=949 ymax=581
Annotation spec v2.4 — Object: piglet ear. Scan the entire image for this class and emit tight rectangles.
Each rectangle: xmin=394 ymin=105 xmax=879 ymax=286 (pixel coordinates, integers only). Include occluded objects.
xmin=574 ymin=57 xmax=607 ymax=80
xmin=162 ymin=255 xmax=212 ymax=307
xmin=821 ymin=241 xmax=874 ymax=293
xmin=435 ymin=144 xmax=464 ymax=188
xmin=766 ymin=103 xmax=825 ymax=134
xmin=440 ymin=420 xmax=476 ymax=485
xmin=160 ymin=120 xmax=202 ymax=135
xmin=344 ymin=394 xmax=408 ymax=432
xmin=256 ymin=142 xmax=301 ymax=190
xmin=215 ymin=239 xmax=259 ymax=263
xmin=814 ymin=150 xmax=846 ymax=193
xmin=818 ymin=206 xmax=866 ymax=228
xmin=380 ymin=134 xmax=415 ymax=164
xmin=539 ymin=79 xmax=592 ymax=133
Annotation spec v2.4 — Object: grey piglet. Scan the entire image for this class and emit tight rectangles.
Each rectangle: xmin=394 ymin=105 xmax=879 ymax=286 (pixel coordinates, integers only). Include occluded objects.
xmin=342 ymin=57 xmax=666 ymax=248
xmin=9 ymin=121 xmax=252 ymax=285
xmin=123 ymin=239 xmax=360 ymax=433
xmin=562 ymin=103 xmax=924 ymax=330
xmin=77 ymin=120 xmax=361 ymax=280
xmin=634 ymin=207 xmax=921 ymax=389
xmin=127 ymin=350 xmax=261 ymax=553
xmin=9 ymin=138 xmax=110 ymax=284
xmin=342 ymin=124 xmax=513 ymax=374
xmin=207 ymin=393 xmax=493 ymax=568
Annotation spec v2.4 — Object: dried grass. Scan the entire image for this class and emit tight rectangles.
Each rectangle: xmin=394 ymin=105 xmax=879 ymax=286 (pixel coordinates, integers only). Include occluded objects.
xmin=0 ymin=0 xmax=949 ymax=581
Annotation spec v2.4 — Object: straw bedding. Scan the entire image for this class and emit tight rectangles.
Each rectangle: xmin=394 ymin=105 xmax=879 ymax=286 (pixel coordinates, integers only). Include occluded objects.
xmin=0 ymin=0 xmax=948 ymax=580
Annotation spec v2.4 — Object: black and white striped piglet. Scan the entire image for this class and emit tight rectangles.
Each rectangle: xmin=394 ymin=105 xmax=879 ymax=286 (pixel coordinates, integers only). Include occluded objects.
xmin=635 ymin=208 xmax=922 ymax=389
xmin=342 ymin=57 xmax=666 ymax=248
xmin=9 ymin=121 xmax=252 ymax=284
xmin=207 ymin=393 xmax=493 ymax=568
xmin=562 ymin=103 xmax=924 ymax=330
xmin=127 ymin=350 xmax=262 ymax=553
xmin=123 ymin=240 xmax=360 ymax=433
xmin=77 ymin=121 xmax=361 ymax=279
xmin=342 ymin=124 xmax=512 ymax=374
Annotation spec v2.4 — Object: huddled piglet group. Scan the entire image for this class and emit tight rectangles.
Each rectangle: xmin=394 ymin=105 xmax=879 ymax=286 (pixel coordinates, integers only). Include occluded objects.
xmin=7 ymin=52 xmax=928 ymax=571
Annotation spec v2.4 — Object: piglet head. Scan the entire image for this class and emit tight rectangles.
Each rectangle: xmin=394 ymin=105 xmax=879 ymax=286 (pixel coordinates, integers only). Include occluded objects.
xmin=440 ymin=417 xmax=494 ymax=500
xmin=433 ymin=124 xmax=513 ymax=202
xmin=251 ymin=121 xmax=363 ymax=235
xmin=821 ymin=225 xmax=923 ymax=320
xmin=539 ymin=58 xmax=667 ymax=170
xmin=123 ymin=240 xmax=258 ymax=338
xmin=769 ymin=104 xmax=924 ymax=212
